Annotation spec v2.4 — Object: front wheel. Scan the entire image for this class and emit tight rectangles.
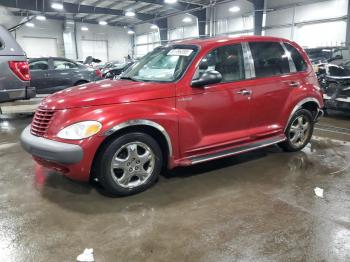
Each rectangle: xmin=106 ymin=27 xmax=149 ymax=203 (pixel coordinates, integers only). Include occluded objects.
xmin=96 ymin=132 xmax=163 ymax=196
xmin=280 ymin=109 xmax=314 ymax=152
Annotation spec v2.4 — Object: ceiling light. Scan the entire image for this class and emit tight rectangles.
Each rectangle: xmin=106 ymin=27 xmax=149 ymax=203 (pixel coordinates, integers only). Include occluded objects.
xmin=165 ymin=0 xmax=177 ymax=3
xmin=182 ymin=17 xmax=192 ymax=23
xmin=36 ymin=15 xmax=46 ymax=21
xmin=51 ymin=3 xmax=63 ymax=10
xmin=229 ymin=6 xmax=240 ymax=12
xmin=150 ymin=24 xmax=158 ymax=29
xmin=127 ymin=29 xmax=135 ymax=34
xmin=25 ymin=22 xmax=35 ymax=27
xmin=99 ymin=21 xmax=108 ymax=25
xmin=125 ymin=11 xmax=135 ymax=17
xmin=81 ymin=26 xmax=89 ymax=31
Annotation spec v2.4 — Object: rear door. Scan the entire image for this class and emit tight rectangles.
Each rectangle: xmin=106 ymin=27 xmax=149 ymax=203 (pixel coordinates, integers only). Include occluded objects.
xmin=29 ymin=59 xmax=50 ymax=93
xmin=48 ymin=58 xmax=79 ymax=92
xmin=247 ymin=41 xmax=295 ymax=138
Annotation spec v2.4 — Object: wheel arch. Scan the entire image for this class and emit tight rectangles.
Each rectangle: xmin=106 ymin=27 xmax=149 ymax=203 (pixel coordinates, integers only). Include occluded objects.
xmin=284 ymin=97 xmax=321 ymax=131
xmin=91 ymin=120 xmax=173 ymax=179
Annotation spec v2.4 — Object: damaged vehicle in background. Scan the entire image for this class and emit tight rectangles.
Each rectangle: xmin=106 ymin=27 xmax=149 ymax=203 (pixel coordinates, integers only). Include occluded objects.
xmin=318 ymin=62 xmax=350 ymax=112
xmin=101 ymin=61 xmax=134 ymax=79
xmin=305 ymin=46 xmax=350 ymax=65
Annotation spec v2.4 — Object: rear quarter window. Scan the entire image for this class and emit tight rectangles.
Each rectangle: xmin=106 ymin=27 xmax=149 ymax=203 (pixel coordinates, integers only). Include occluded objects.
xmin=284 ymin=43 xmax=308 ymax=72
xmin=249 ymin=41 xmax=290 ymax=78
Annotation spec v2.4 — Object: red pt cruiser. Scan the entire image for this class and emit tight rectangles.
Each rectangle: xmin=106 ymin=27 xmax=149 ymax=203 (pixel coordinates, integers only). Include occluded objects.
xmin=21 ymin=36 xmax=324 ymax=196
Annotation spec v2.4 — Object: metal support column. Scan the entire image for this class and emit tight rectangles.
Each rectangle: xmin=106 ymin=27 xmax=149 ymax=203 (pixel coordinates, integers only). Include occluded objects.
xmin=346 ymin=0 xmax=350 ymax=46
xmin=191 ymin=9 xmax=207 ymax=38
xmin=155 ymin=18 xmax=168 ymax=45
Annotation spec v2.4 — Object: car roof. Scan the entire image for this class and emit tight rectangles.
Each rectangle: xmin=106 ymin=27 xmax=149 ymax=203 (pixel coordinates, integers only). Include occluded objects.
xmin=170 ymin=35 xmax=293 ymax=49
xmin=28 ymin=57 xmax=76 ymax=62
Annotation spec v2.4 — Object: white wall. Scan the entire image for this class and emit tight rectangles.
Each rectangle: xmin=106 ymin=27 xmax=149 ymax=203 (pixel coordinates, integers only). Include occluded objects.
xmin=265 ymin=0 xmax=348 ymax=47
xmin=0 ymin=11 xmax=131 ymax=62
xmin=8 ymin=17 xmax=65 ymax=57
xmin=75 ymin=22 xmax=131 ymax=63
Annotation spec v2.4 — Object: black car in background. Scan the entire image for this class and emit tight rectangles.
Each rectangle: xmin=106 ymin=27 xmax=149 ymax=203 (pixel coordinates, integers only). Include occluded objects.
xmin=101 ymin=61 xmax=134 ymax=79
xmin=29 ymin=57 xmax=103 ymax=94
xmin=305 ymin=46 xmax=350 ymax=65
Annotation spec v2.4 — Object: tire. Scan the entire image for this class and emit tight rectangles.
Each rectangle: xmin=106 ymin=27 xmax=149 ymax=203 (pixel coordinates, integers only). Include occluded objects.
xmin=280 ymin=109 xmax=314 ymax=152
xmin=96 ymin=132 xmax=163 ymax=196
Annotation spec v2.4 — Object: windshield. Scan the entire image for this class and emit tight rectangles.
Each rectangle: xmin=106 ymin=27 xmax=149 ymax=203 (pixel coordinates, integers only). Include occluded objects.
xmin=122 ymin=45 xmax=198 ymax=82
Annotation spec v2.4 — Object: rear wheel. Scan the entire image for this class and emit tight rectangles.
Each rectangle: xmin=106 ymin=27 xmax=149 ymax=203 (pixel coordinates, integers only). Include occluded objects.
xmin=280 ymin=109 xmax=314 ymax=152
xmin=96 ymin=132 xmax=163 ymax=196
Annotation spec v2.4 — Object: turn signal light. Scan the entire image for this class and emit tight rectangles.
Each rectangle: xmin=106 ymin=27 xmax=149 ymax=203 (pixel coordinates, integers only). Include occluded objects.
xmin=8 ymin=61 xmax=31 ymax=81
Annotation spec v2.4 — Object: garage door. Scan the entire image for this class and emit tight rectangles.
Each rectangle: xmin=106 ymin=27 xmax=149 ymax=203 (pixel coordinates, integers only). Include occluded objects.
xmin=18 ymin=37 xmax=58 ymax=58
xmin=81 ymin=40 xmax=108 ymax=62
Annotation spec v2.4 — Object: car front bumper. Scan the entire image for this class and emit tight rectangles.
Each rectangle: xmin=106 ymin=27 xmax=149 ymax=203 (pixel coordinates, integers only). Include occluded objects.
xmin=20 ymin=125 xmax=83 ymax=165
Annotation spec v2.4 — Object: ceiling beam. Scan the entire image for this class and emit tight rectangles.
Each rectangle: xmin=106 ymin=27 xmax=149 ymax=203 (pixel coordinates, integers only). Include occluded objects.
xmin=135 ymin=0 xmax=202 ymax=11
xmin=11 ymin=11 xmax=128 ymax=27
xmin=0 ymin=0 xmax=155 ymax=21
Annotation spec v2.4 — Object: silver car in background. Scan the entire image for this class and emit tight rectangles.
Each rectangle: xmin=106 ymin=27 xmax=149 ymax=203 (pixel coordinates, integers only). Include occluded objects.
xmin=0 ymin=25 xmax=35 ymax=103
xmin=29 ymin=57 xmax=103 ymax=94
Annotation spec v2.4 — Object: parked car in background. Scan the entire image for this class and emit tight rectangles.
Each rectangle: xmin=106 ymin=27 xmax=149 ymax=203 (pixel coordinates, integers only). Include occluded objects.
xmin=102 ymin=62 xmax=134 ymax=79
xmin=318 ymin=61 xmax=350 ymax=112
xmin=0 ymin=25 xmax=35 ymax=103
xmin=305 ymin=46 xmax=350 ymax=65
xmin=29 ymin=57 xmax=103 ymax=94
xmin=21 ymin=36 xmax=323 ymax=196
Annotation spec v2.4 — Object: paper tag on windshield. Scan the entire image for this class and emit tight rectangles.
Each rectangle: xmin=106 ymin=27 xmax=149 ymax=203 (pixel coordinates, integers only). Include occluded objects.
xmin=167 ymin=49 xmax=193 ymax=56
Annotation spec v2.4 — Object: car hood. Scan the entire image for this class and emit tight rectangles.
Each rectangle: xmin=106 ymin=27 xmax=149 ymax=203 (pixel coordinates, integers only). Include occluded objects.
xmin=39 ymin=79 xmax=176 ymax=110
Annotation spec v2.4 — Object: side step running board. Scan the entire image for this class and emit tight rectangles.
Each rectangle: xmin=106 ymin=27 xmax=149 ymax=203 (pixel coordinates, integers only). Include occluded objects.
xmin=189 ymin=135 xmax=286 ymax=165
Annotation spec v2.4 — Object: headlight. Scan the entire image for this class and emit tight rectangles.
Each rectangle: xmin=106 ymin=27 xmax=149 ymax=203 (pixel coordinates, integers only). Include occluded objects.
xmin=57 ymin=121 xmax=102 ymax=140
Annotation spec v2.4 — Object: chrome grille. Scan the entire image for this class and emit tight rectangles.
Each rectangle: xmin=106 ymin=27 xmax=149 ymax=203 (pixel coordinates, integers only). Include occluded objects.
xmin=30 ymin=108 xmax=55 ymax=137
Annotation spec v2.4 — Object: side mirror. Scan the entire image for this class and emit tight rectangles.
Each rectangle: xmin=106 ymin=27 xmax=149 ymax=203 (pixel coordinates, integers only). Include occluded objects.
xmin=199 ymin=60 xmax=208 ymax=70
xmin=191 ymin=70 xmax=222 ymax=88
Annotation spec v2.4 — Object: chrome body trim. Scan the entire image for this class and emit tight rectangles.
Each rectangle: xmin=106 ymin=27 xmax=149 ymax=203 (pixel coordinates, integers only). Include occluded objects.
xmin=242 ymin=42 xmax=256 ymax=79
xmin=190 ymin=135 xmax=286 ymax=165
xmin=103 ymin=119 xmax=173 ymax=157
xmin=280 ymin=42 xmax=297 ymax=73
xmin=284 ymin=97 xmax=321 ymax=131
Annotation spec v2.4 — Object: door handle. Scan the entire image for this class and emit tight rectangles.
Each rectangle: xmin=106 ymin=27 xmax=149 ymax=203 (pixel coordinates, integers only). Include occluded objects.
xmin=236 ymin=89 xmax=252 ymax=96
xmin=288 ymin=81 xmax=300 ymax=88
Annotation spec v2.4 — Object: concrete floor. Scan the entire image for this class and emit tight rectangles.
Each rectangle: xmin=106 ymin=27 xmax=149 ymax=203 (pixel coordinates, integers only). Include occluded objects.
xmin=0 ymin=111 xmax=349 ymax=261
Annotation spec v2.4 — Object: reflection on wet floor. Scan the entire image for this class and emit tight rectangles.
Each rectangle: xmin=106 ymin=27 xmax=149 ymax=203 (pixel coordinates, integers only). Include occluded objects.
xmin=0 ymin=112 xmax=349 ymax=261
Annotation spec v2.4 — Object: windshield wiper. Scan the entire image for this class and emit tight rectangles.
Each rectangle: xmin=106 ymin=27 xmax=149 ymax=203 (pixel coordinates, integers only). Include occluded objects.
xmin=120 ymin=76 xmax=139 ymax=82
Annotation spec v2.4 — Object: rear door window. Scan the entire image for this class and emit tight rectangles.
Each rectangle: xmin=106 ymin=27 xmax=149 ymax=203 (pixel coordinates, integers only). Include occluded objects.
xmin=194 ymin=44 xmax=245 ymax=83
xmin=29 ymin=59 xmax=49 ymax=71
xmin=284 ymin=43 xmax=307 ymax=72
xmin=53 ymin=59 xmax=78 ymax=70
xmin=249 ymin=42 xmax=290 ymax=78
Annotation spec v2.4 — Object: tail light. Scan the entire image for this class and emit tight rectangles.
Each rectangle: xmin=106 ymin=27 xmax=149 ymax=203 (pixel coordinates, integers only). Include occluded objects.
xmin=8 ymin=61 xmax=31 ymax=81
xmin=95 ymin=69 xmax=102 ymax=78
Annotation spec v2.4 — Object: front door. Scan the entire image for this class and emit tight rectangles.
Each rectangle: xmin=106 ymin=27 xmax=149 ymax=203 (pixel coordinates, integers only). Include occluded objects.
xmin=177 ymin=44 xmax=252 ymax=158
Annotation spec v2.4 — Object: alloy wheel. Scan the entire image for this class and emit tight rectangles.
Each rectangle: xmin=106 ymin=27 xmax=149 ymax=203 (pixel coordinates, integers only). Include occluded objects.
xmin=288 ymin=115 xmax=311 ymax=147
xmin=110 ymin=142 xmax=155 ymax=188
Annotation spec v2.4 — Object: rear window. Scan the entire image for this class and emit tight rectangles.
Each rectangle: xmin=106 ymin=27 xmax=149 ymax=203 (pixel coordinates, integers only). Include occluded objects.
xmin=249 ymin=42 xmax=290 ymax=78
xmin=284 ymin=43 xmax=307 ymax=72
